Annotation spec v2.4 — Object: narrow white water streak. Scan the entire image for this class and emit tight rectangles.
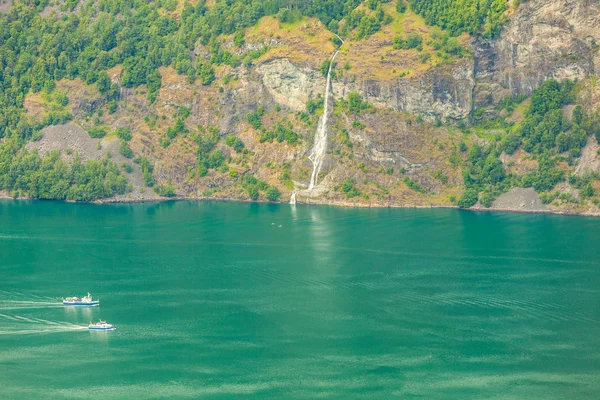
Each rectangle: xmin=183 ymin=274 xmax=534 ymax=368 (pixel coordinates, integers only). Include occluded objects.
xmin=307 ymin=46 xmax=341 ymax=190
xmin=0 ymin=326 xmax=88 ymax=335
xmin=290 ymin=37 xmax=344 ymax=202
xmin=0 ymin=300 xmax=62 ymax=310
xmin=0 ymin=313 xmax=88 ymax=335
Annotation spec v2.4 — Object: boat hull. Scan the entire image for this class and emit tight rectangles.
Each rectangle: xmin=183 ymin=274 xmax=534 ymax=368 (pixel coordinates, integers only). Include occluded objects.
xmin=89 ymin=327 xmax=116 ymax=331
xmin=63 ymin=301 xmax=99 ymax=306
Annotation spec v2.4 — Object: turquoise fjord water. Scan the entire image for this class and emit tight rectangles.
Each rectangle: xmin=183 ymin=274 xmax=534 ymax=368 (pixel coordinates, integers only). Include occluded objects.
xmin=0 ymin=200 xmax=599 ymax=399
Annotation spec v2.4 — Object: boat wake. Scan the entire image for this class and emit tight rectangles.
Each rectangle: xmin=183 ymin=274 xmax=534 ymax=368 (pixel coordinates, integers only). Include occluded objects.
xmin=0 ymin=290 xmax=64 ymax=310
xmin=0 ymin=313 xmax=87 ymax=335
xmin=0 ymin=300 xmax=63 ymax=310
xmin=0 ymin=326 xmax=88 ymax=335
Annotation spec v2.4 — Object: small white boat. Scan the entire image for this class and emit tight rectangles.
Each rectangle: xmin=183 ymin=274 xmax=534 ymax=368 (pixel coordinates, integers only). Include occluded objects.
xmin=63 ymin=293 xmax=99 ymax=306
xmin=88 ymin=320 xmax=116 ymax=331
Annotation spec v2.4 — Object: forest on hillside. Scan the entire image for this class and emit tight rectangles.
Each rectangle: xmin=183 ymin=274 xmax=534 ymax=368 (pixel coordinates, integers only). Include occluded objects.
xmin=8 ymin=0 xmax=590 ymax=207
xmin=0 ymin=0 xmax=509 ymax=140
xmin=0 ymin=0 xmax=512 ymax=201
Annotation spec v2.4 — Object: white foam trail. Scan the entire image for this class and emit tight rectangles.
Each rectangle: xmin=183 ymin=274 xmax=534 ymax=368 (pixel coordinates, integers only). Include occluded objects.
xmin=0 ymin=300 xmax=61 ymax=308
xmin=30 ymin=318 xmax=65 ymax=326
xmin=0 ymin=326 xmax=88 ymax=335
xmin=0 ymin=291 xmax=58 ymax=301
xmin=13 ymin=316 xmax=38 ymax=323
xmin=0 ymin=306 xmax=63 ymax=310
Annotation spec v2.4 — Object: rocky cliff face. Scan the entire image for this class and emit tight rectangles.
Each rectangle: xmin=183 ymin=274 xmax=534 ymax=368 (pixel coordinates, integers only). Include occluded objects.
xmin=258 ymin=0 xmax=600 ymax=122
xmin=256 ymin=59 xmax=326 ymax=111
xmin=474 ymin=0 xmax=600 ymax=109
xmin=257 ymin=57 xmax=475 ymax=121
xmin=336 ymin=59 xmax=475 ymax=121
xmin=18 ymin=1 xmax=600 ymax=215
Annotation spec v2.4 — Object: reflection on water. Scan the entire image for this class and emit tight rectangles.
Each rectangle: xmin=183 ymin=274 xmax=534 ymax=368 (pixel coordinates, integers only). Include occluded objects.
xmin=63 ymin=305 xmax=95 ymax=323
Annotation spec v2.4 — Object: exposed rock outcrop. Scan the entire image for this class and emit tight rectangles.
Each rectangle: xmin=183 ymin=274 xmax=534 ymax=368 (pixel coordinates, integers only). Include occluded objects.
xmin=0 ymin=0 xmax=10 ymax=14
xmin=489 ymin=188 xmax=549 ymax=212
xmin=256 ymin=59 xmax=326 ymax=111
xmin=575 ymin=139 xmax=600 ymax=176
xmin=474 ymin=0 xmax=600 ymax=108
xmin=258 ymin=57 xmax=474 ymax=121
xmin=336 ymin=60 xmax=475 ymax=121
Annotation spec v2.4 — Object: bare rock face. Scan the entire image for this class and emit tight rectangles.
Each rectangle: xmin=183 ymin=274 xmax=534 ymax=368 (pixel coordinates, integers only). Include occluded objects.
xmin=27 ymin=123 xmax=105 ymax=162
xmin=258 ymin=57 xmax=474 ymax=120
xmin=254 ymin=0 xmax=599 ymax=122
xmin=336 ymin=60 xmax=475 ymax=121
xmin=0 ymin=0 xmax=11 ymax=14
xmin=256 ymin=59 xmax=325 ymax=111
xmin=216 ymin=70 xmax=277 ymax=135
xmin=490 ymin=188 xmax=549 ymax=212
xmin=575 ymin=139 xmax=600 ymax=176
xmin=474 ymin=0 xmax=600 ymax=107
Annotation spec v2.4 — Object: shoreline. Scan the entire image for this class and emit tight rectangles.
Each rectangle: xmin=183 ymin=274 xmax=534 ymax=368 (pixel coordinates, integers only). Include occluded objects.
xmin=2 ymin=191 xmax=599 ymax=218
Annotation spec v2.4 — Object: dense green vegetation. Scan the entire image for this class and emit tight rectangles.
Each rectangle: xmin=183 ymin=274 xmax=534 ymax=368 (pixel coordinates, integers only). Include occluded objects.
xmin=460 ymin=143 xmax=514 ymax=207
xmin=155 ymin=181 xmax=176 ymax=197
xmin=247 ymin=108 xmax=300 ymax=144
xmin=194 ymin=127 xmax=226 ymax=177
xmin=135 ymin=156 xmax=155 ymax=187
xmin=0 ymin=146 xmax=129 ymax=200
xmin=0 ymin=0 xmax=395 ymax=195
xmin=340 ymin=178 xmax=362 ymax=198
xmin=306 ymin=95 xmax=325 ymax=114
xmin=0 ymin=0 xmax=567 ymax=207
xmin=459 ymin=79 xmax=600 ymax=208
xmin=240 ymin=173 xmax=281 ymax=201
xmin=259 ymin=124 xmax=300 ymax=145
xmin=339 ymin=0 xmax=394 ymax=39
xmin=339 ymin=92 xmax=371 ymax=115
xmin=410 ymin=0 xmax=509 ymax=38
xmin=225 ymin=136 xmax=245 ymax=153
xmin=393 ymin=33 xmax=423 ymax=50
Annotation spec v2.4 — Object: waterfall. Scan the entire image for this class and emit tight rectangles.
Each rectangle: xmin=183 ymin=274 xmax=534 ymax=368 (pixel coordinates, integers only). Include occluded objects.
xmin=307 ymin=48 xmax=340 ymax=190
xmin=290 ymin=36 xmax=343 ymax=203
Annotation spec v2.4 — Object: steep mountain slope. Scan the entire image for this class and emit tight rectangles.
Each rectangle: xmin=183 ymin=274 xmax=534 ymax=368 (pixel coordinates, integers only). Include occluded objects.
xmin=1 ymin=0 xmax=600 ymax=215
xmin=474 ymin=0 xmax=600 ymax=110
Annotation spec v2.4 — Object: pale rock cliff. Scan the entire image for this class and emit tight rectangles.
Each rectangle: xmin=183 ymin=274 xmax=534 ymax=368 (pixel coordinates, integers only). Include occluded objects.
xmin=256 ymin=59 xmax=326 ymax=111
xmin=334 ymin=60 xmax=475 ymax=121
xmin=475 ymin=0 xmax=600 ymax=108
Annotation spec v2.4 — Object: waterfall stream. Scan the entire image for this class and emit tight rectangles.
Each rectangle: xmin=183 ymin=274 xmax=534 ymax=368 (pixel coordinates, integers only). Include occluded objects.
xmin=290 ymin=38 xmax=343 ymax=205
xmin=308 ymin=50 xmax=339 ymax=190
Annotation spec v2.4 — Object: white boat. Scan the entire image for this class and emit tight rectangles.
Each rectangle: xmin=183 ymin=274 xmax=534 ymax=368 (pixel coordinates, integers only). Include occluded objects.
xmin=62 ymin=293 xmax=99 ymax=306
xmin=88 ymin=320 xmax=116 ymax=331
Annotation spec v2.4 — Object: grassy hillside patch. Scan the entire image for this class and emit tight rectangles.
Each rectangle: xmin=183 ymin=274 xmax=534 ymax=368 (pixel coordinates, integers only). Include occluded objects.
xmin=337 ymin=5 xmax=471 ymax=81
xmin=247 ymin=16 xmax=334 ymax=68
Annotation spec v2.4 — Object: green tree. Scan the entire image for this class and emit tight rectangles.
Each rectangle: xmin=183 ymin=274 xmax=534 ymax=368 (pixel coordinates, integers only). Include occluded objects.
xmin=197 ymin=62 xmax=215 ymax=86
xmin=116 ymin=128 xmax=133 ymax=141
xmin=265 ymin=186 xmax=281 ymax=201
xmin=458 ymin=188 xmax=478 ymax=208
